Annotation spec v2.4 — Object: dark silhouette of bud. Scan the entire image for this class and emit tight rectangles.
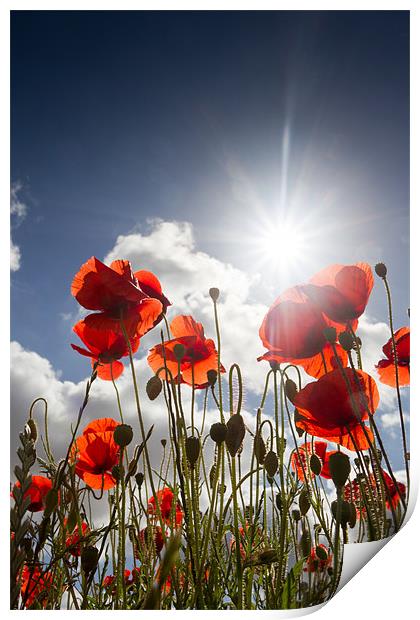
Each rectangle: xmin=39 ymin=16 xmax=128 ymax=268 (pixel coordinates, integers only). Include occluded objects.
xmin=209 ymin=287 xmax=220 ymax=302
xmin=329 ymin=452 xmax=351 ymax=488
xmin=173 ymin=343 xmax=185 ymax=361
xmin=185 ymin=436 xmax=200 ymax=467
xmin=259 ymin=549 xmax=277 ymax=564
xmin=225 ymin=414 xmax=245 ymax=457
xmin=207 ymin=369 xmax=218 ymax=386
xmin=275 ymin=493 xmax=283 ymax=511
xmin=299 ymin=489 xmax=311 ymax=516
xmin=253 ymin=433 xmax=266 ymax=465
xmin=375 ymin=263 xmax=387 ymax=278
xmin=331 ymin=500 xmax=351 ymax=527
xmin=264 ymin=451 xmax=278 ymax=477
xmin=135 ymin=472 xmax=144 ymax=488
xmin=114 ymin=424 xmax=133 ymax=447
xmin=161 ymin=439 xmax=167 ymax=449
xmin=285 ymin=378 xmax=298 ymax=402
xmin=323 ymin=327 xmax=337 ymax=343
xmin=338 ymin=331 xmax=354 ymax=352
xmin=315 ymin=545 xmax=329 ymax=561
xmin=26 ymin=419 xmax=38 ymax=442
xmin=127 ymin=458 xmax=138 ymax=478
xmin=294 ymin=409 xmax=305 ymax=438
xmin=146 ymin=375 xmax=163 ymax=400
xmin=81 ymin=546 xmax=99 ymax=574
xmin=310 ymin=454 xmax=322 ymax=476
xmin=299 ymin=529 xmax=311 ymax=558
xmin=210 ymin=422 xmax=227 ymax=445
xmin=348 ymin=502 xmax=357 ymax=528
xmin=292 ymin=509 xmax=301 ymax=521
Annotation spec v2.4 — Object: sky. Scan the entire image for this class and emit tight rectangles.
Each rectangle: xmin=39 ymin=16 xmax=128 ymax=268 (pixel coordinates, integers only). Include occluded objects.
xmin=10 ymin=11 xmax=409 ymax=477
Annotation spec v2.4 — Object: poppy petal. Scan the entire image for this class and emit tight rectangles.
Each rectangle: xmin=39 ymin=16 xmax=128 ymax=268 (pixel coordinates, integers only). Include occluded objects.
xmin=170 ymin=315 xmax=205 ymax=340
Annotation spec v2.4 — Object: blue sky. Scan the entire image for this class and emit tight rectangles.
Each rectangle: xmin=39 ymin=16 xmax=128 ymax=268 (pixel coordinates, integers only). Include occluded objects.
xmin=10 ymin=11 xmax=409 ymax=472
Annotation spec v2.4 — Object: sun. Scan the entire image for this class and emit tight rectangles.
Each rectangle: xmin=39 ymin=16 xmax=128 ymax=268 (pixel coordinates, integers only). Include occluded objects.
xmin=260 ymin=221 xmax=306 ymax=265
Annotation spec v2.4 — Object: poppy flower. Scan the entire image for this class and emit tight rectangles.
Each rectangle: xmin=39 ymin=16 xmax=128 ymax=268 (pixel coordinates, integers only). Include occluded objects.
xmin=292 ymin=368 xmax=379 ymax=451
xmin=344 ymin=470 xmax=406 ymax=517
xmin=379 ymin=469 xmax=406 ymax=510
xmin=147 ymin=315 xmax=225 ymax=388
xmin=64 ymin=520 xmax=90 ymax=557
xmin=72 ymin=418 xmax=120 ymax=490
xmin=138 ymin=525 xmax=165 ymax=554
xmin=20 ymin=564 xmax=53 ymax=608
xmin=376 ymin=326 xmax=410 ymax=387
xmin=12 ymin=475 xmax=56 ymax=513
xmin=103 ymin=569 xmax=132 ymax=592
xmin=257 ymin=286 xmax=348 ymax=379
xmin=71 ymin=320 xmax=140 ymax=380
xmin=304 ymin=545 xmax=332 ymax=573
xmin=303 ymin=262 xmax=374 ymax=327
xmin=148 ymin=487 xmax=183 ymax=526
xmin=290 ymin=441 xmax=333 ymax=481
xmin=71 ymin=257 xmax=169 ymax=338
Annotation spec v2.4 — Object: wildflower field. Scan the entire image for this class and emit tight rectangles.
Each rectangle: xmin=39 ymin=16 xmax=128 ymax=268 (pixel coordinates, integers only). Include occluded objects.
xmin=10 ymin=258 xmax=409 ymax=610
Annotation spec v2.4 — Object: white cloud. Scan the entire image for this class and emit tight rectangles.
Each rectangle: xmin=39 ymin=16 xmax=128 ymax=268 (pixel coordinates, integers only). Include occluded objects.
xmin=10 ymin=182 xmax=28 ymax=271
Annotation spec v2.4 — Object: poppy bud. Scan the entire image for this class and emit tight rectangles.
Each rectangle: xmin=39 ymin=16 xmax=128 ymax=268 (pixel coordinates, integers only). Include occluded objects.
xmin=375 ymin=263 xmax=387 ymax=278
xmin=112 ymin=465 xmax=122 ymax=481
xmin=310 ymin=454 xmax=322 ymax=476
xmin=26 ymin=419 xmax=38 ymax=443
xmin=275 ymin=493 xmax=283 ymax=511
xmin=264 ymin=451 xmax=278 ymax=477
xmin=114 ymin=424 xmax=133 ymax=448
xmin=253 ymin=433 xmax=266 ymax=465
xmin=173 ymin=343 xmax=186 ymax=361
xmin=292 ymin=509 xmax=301 ymax=521
xmin=225 ymin=414 xmax=245 ymax=457
xmin=348 ymin=502 xmax=357 ymax=528
xmin=44 ymin=488 xmax=59 ymax=517
xmin=210 ymin=422 xmax=227 ymax=445
xmin=328 ymin=452 xmax=351 ymax=488
xmin=81 ymin=546 xmax=99 ymax=574
xmin=135 ymin=472 xmax=144 ymax=488
xmin=285 ymin=378 xmax=298 ymax=402
xmin=206 ymin=369 xmax=218 ymax=386
xmin=209 ymin=287 xmax=220 ymax=302
xmin=323 ymin=327 xmax=337 ymax=343
xmin=299 ymin=489 xmax=311 ymax=516
xmin=127 ymin=458 xmax=138 ymax=478
xmin=185 ymin=436 xmax=200 ymax=467
xmin=299 ymin=530 xmax=311 ymax=558
xmin=315 ymin=545 xmax=329 ymax=561
xmin=331 ymin=500 xmax=351 ymax=526
xmin=259 ymin=549 xmax=277 ymax=564
xmin=209 ymin=464 xmax=217 ymax=487
xmin=146 ymin=375 xmax=163 ymax=400
xmin=269 ymin=360 xmax=280 ymax=372
xmin=338 ymin=331 xmax=354 ymax=352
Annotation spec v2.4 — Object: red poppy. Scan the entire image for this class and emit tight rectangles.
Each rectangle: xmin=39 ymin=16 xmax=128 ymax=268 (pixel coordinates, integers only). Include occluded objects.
xmin=380 ymin=469 xmax=406 ymax=510
xmin=303 ymin=262 xmax=374 ymax=326
xmin=344 ymin=470 xmax=406 ymax=517
xmin=72 ymin=418 xmax=120 ymax=490
xmin=103 ymin=569 xmax=132 ymax=592
xmin=148 ymin=315 xmax=225 ymax=388
xmin=148 ymin=488 xmax=183 ymax=526
xmin=71 ymin=320 xmax=140 ymax=380
xmin=304 ymin=545 xmax=332 ymax=573
xmin=12 ymin=475 xmax=56 ymax=513
xmin=257 ymin=286 xmax=348 ymax=379
xmin=376 ymin=326 xmax=410 ymax=387
xmin=138 ymin=526 xmax=165 ymax=554
xmin=292 ymin=368 xmax=379 ymax=451
xmin=71 ymin=257 xmax=169 ymax=338
xmin=20 ymin=564 xmax=53 ymax=608
xmin=64 ymin=520 xmax=90 ymax=557
xmin=290 ymin=441 xmax=333 ymax=481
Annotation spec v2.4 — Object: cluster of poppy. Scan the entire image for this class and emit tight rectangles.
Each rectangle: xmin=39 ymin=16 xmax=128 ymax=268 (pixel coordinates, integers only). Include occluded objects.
xmin=71 ymin=256 xmax=222 ymax=388
xmin=20 ymin=564 xmax=53 ymax=609
xmin=103 ymin=567 xmax=142 ymax=593
xmin=147 ymin=487 xmax=184 ymax=527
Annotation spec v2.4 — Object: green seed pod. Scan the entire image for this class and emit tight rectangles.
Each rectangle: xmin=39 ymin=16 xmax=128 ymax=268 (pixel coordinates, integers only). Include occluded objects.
xmin=253 ymin=433 xmax=266 ymax=465
xmin=146 ymin=375 xmax=163 ymax=400
xmin=113 ymin=424 xmax=133 ymax=448
xmin=209 ymin=464 xmax=217 ymax=487
xmin=328 ymin=452 xmax=351 ymax=488
xmin=375 ymin=263 xmax=387 ymax=278
xmin=26 ymin=419 xmax=38 ymax=443
xmin=225 ymin=414 xmax=245 ymax=457
xmin=135 ymin=472 xmax=144 ymax=488
xmin=210 ymin=422 xmax=227 ymax=445
xmin=285 ymin=378 xmax=298 ymax=402
xmin=264 ymin=451 xmax=278 ymax=477
xmin=81 ymin=546 xmax=99 ymax=574
xmin=315 ymin=545 xmax=329 ymax=561
xmin=299 ymin=529 xmax=311 ymax=558
xmin=173 ymin=343 xmax=186 ymax=361
xmin=323 ymin=326 xmax=337 ymax=344
xmin=338 ymin=331 xmax=354 ymax=352
xmin=331 ymin=500 xmax=351 ymax=526
xmin=299 ymin=489 xmax=311 ymax=516
xmin=185 ymin=436 xmax=200 ymax=467
xmin=310 ymin=454 xmax=322 ymax=476
xmin=209 ymin=287 xmax=220 ymax=302
xmin=348 ymin=502 xmax=357 ymax=528
xmin=207 ymin=369 xmax=218 ymax=386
